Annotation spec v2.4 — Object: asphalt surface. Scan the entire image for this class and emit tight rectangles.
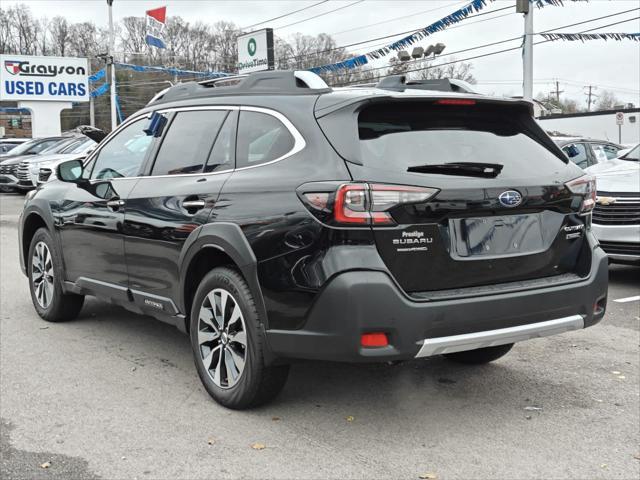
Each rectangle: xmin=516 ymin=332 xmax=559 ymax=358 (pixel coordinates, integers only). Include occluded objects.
xmin=1 ymin=191 xmax=638 ymax=480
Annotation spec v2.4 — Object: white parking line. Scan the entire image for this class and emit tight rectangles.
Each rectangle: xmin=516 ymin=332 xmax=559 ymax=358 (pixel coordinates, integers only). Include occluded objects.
xmin=613 ymin=296 xmax=640 ymax=303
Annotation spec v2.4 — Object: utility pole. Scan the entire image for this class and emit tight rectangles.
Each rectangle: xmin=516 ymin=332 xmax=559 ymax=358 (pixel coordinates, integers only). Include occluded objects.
xmin=107 ymin=0 xmax=118 ymax=132
xmin=517 ymin=0 xmax=534 ymax=101
xmin=89 ymin=96 xmax=95 ymax=127
xmin=553 ymin=80 xmax=564 ymax=104
xmin=584 ymin=85 xmax=598 ymax=111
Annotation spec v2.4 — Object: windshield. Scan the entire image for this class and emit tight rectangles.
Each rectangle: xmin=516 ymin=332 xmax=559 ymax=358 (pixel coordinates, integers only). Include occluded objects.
xmin=621 ymin=145 xmax=639 ymax=161
xmin=63 ymin=138 xmax=95 ymax=154
xmin=2 ymin=139 xmax=45 ymax=156
xmin=358 ymin=103 xmax=566 ymax=178
xmin=40 ymin=138 xmax=80 ymax=154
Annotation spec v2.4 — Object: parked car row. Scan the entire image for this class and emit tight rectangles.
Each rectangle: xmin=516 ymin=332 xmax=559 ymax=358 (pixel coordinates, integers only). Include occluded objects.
xmin=0 ymin=138 xmax=31 ymax=155
xmin=0 ymin=127 xmax=104 ymax=193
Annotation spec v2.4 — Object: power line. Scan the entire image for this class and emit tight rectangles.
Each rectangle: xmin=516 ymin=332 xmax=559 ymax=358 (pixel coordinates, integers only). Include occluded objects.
xmin=241 ymin=1 xmax=329 ymax=31
xmin=276 ymin=0 xmax=366 ymax=30
xmin=335 ymin=15 xmax=640 ymax=86
xmin=330 ymin=1 xmax=465 ymax=36
xmin=334 ymin=9 xmax=639 ymax=81
xmin=278 ymin=4 xmax=515 ymax=64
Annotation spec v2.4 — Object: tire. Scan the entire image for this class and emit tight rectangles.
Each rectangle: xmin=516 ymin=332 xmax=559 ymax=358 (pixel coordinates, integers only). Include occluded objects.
xmin=28 ymin=228 xmax=84 ymax=322
xmin=190 ymin=267 xmax=289 ymax=410
xmin=443 ymin=343 xmax=514 ymax=365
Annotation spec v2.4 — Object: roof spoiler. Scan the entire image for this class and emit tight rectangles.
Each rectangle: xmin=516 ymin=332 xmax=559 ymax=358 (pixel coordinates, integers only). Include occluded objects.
xmin=375 ymin=76 xmax=478 ymax=94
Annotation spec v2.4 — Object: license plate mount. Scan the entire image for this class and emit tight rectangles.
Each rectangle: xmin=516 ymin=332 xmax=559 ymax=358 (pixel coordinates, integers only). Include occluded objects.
xmin=450 ymin=213 xmax=545 ymax=259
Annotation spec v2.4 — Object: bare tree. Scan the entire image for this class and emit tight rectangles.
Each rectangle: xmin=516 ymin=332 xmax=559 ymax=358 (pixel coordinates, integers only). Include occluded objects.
xmin=387 ymin=57 xmax=476 ymax=83
xmin=596 ymin=90 xmax=619 ymax=110
xmin=211 ymin=21 xmax=239 ymax=73
xmin=49 ymin=16 xmax=70 ymax=56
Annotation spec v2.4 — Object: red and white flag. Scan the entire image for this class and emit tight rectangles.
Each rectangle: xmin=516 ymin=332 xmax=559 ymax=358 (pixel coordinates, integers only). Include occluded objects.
xmin=145 ymin=6 xmax=166 ymax=49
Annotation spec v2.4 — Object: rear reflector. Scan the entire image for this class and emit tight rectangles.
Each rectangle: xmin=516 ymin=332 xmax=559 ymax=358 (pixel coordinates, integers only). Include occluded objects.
xmin=435 ymin=98 xmax=476 ymax=106
xmin=361 ymin=332 xmax=389 ymax=348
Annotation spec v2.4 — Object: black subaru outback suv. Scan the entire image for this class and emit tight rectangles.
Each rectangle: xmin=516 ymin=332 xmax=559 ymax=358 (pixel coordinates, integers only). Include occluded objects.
xmin=19 ymin=71 xmax=608 ymax=409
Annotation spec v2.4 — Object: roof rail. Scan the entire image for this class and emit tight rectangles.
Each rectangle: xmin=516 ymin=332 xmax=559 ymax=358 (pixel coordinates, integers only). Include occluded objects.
xmin=147 ymin=70 xmax=331 ymax=106
xmin=375 ymin=75 xmax=477 ymax=94
xmin=198 ymin=75 xmax=247 ymax=87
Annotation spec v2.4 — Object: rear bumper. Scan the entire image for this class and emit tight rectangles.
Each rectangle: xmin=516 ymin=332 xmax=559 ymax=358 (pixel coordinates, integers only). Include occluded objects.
xmin=266 ymin=246 xmax=608 ymax=362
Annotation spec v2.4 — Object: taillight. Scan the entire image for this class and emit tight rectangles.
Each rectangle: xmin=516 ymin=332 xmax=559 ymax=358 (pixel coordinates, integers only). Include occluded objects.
xmin=300 ymin=182 xmax=438 ymax=227
xmin=565 ymin=175 xmax=596 ymax=214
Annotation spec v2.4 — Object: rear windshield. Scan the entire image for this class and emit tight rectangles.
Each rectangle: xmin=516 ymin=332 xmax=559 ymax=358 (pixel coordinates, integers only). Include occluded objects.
xmin=358 ymin=103 xmax=565 ymax=178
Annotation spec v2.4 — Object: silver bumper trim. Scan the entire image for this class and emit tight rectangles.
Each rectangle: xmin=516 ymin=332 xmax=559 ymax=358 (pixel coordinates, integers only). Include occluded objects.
xmin=415 ymin=315 xmax=585 ymax=357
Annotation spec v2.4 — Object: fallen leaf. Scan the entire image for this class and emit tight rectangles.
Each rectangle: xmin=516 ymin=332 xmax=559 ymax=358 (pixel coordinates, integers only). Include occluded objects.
xmin=633 ymin=453 xmax=640 ymax=461
xmin=251 ymin=443 xmax=266 ymax=450
xmin=345 ymin=415 xmax=355 ymax=422
xmin=419 ymin=473 xmax=437 ymax=479
xmin=207 ymin=438 xmax=215 ymax=445
xmin=40 ymin=461 xmax=51 ymax=469
xmin=271 ymin=416 xmax=281 ymax=422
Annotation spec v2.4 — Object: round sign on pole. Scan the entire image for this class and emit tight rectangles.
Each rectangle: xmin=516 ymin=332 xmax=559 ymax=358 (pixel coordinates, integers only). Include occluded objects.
xmin=616 ymin=112 xmax=624 ymax=125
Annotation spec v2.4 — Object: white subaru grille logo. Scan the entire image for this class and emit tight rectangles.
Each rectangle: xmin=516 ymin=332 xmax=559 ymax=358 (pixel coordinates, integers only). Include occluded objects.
xmin=498 ymin=190 xmax=523 ymax=207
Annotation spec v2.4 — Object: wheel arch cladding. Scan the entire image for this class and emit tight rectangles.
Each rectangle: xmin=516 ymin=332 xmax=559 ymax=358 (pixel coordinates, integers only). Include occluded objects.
xmin=21 ymin=212 xmax=49 ymax=269
xmin=179 ymin=223 xmax=269 ymax=332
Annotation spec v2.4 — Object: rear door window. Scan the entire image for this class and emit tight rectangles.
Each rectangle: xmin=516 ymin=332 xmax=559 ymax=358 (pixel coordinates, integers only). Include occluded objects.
xmin=358 ymin=103 xmax=566 ymax=178
xmin=151 ymin=110 xmax=228 ymax=176
xmin=562 ymin=143 xmax=589 ymax=168
xmin=236 ymin=111 xmax=295 ymax=168
xmin=204 ymin=111 xmax=236 ymax=173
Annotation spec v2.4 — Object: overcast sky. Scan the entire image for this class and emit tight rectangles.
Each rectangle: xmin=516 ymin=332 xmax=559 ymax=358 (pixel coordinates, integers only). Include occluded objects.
xmin=5 ymin=0 xmax=640 ymax=105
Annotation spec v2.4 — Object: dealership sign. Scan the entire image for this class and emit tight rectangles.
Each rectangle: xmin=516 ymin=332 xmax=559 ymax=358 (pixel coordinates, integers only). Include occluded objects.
xmin=0 ymin=55 xmax=89 ymax=102
xmin=236 ymin=28 xmax=274 ymax=74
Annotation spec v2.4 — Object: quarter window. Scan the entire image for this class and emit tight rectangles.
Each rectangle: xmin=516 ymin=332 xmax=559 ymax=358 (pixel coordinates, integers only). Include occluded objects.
xmin=90 ymin=118 xmax=152 ymax=179
xmin=236 ymin=111 xmax=295 ymax=168
xmin=152 ymin=110 xmax=228 ymax=176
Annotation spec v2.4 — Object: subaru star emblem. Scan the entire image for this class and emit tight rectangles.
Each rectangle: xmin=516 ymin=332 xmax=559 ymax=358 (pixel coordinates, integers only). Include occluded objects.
xmin=498 ymin=190 xmax=522 ymax=207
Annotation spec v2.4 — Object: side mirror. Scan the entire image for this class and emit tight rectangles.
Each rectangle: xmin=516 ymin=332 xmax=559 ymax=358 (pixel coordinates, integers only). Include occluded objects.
xmin=57 ymin=159 xmax=84 ymax=182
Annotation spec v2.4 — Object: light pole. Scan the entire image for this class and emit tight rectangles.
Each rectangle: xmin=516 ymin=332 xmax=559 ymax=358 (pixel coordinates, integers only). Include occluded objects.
xmin=517 ymin=0 xmax=534 ymax=101
xmin=107 ymin=0 xmax=118 ymax=131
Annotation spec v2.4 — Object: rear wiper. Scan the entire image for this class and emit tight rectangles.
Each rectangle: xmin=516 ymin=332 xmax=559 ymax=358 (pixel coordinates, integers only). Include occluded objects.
xmin=407 ymin=162 xmax=503 ymax=178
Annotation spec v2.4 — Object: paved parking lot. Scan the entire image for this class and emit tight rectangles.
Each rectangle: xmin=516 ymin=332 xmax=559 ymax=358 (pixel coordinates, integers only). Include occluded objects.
xmin=1 ymin=191 xmax=638 ymax=480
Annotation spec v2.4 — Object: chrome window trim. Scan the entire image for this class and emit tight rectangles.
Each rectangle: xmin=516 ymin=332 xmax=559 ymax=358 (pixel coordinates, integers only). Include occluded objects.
xmin=101 ymin=105 xmax=305 ymax=181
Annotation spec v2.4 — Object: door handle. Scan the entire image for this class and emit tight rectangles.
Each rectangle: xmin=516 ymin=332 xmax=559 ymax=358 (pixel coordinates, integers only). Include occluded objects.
xmin=106 ymin=199 xmax=125 ymax=210
xmin=182 ymin=200 xmax=206 ymax=209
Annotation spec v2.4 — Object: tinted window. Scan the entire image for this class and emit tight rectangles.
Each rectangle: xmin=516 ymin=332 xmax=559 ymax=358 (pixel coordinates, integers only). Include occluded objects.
xmin=27 ymin=139 xmax=63 ymax=154
xmin=592 ymin=143 xmax=620 ymax=160
xmin=204 ymin=112 xmax=236 ymax=173
xmin=152 ymin=110 xmax=228 ymax=176
xmin=236 ymin=111 xmax=295 ymax=168
xmin=562 ymin=143 xmax=588 ymax=168
xmin=357 ymin=103 xmax=566 ymax=179
xmin=91 ymin=118 xmax=152 ymax=179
